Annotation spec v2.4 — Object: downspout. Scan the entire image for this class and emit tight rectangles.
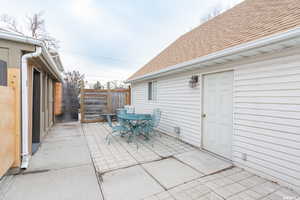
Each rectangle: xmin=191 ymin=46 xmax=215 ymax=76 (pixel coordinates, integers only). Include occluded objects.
xmin=20 ymin=46 xmax=42 ymax=169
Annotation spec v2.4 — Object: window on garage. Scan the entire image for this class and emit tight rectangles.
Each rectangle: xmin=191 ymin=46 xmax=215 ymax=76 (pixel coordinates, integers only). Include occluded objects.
xmin=0 ymin=60 xmax=7 ymax=86
xmin=148 ymin=81 xmax=157 ymax=101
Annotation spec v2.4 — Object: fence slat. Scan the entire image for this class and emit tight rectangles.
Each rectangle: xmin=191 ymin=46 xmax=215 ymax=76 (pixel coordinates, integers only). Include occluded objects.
xmin=80 ymin=87 xmax=131 ymax=123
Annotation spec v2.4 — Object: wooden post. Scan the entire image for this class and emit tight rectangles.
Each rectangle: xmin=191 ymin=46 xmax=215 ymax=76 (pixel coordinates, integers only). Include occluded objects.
xmin=80 ymin=80 xmax=85 ymax=123
xmin=128 ymin=85 xmax=131 ymax=105
xmin=107 ymin=82 xmax=112 ymax=113
xmin=8 ymin=68 xmax=21 ymax=167
xmin=54 ymin=82 xmax=62 ymax=116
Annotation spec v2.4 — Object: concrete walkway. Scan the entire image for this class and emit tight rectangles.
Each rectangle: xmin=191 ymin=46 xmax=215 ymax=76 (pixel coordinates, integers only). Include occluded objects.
xmin=1 ymin=122 xmax=103 ymax=200
xmin=1 ymin=122 xmax=299 ymax=200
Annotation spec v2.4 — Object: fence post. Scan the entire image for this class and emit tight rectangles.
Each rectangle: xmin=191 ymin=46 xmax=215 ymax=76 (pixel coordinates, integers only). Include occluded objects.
xmin=125 ymin=86 xmax=131 ymax=105
xmin=107 ymin=82 xmax=112 ymax=113
xmin=80 ymin=80 xmax=85 ymax=123
xmin=128 ymin=85 xmax=131 ymax=105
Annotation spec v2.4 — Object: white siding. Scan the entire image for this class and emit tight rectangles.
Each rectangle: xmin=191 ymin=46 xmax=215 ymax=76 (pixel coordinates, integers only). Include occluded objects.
xmin=232 ymin=54 xmax=300 ymax=191
xmin=132 ymin=72 xmax=202 ymax=147
xmin=131 ymin=49 xmax=300 ymax=191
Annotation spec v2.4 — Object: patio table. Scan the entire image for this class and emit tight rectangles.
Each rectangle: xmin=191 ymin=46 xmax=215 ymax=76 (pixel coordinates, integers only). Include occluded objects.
xmin=117 ymin=113 xmax=152 ymax=143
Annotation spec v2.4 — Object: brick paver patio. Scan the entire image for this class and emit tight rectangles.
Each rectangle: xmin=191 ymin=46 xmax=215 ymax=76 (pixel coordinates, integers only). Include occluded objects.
xmin=82 ymin=123 xmax=300 ymax=200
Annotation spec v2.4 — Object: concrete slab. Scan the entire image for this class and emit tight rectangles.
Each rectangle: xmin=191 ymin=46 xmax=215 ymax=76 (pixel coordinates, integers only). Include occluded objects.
xmin=4 ymin=165 xmax=103 ymax=200
xmin=27 ymin=123 xmax=91 ymax=171
xmin=142 ymin=191 xmax=175 ymax=200
xmin=139 ymin=135 xmax=196 ymax=158
xmin=83 ymin=123 xmax=138 ymax=173
xmin=46 ymin=123 xmax=83 ymax=140
xmin=174 ymin=150 xmax=232 ymax=175
xmin=168 ymin=179 xmax=212 ymax=200
xmin=28 ymin=141 xmax=91 ymax=171
xmin=41 ymin=135 xmax=87 ymax=151
xmin=117 ymin=137 xmax=161 ymax=164
xmin=264 ymin=187 xmax=300 ymax=200
xmin=101 ymin=165 xmax=164 ymax=200
xmin=142 ymin=158 xmax=203 ymax=189
xmin=0 ymin=175 xmax=14 ymax=200
xmin=3 ymin=122 xmax=298 ymax=200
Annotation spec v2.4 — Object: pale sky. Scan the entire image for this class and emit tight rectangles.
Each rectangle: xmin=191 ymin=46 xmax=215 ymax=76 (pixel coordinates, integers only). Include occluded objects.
xmin=0 ymin=0 xmax=243 ymax=83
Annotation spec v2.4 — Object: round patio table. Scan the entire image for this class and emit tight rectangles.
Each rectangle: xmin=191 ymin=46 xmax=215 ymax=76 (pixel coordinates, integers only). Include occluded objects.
xmin=118 ymin=113 xmax=152 ymax=121
xmin=117 ymin=113 xmax=152 ymax=143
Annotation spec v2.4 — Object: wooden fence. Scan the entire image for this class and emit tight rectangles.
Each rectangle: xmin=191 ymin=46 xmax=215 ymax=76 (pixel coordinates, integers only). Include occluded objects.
xmin=0 ymin=86 xmax=16 ymax=177
xmin=80 ymin=87 xmax=131 ymax=123
xmin=54 ymin=82 xmax=63 ymax=115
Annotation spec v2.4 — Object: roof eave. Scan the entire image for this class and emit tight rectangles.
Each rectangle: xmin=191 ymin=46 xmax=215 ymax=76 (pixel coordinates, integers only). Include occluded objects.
xmin=41 ymin=48 xmax=64 ymax=82
xmin=126 ymin=27 xmax=300 ymax=83
xmin=0 ymin=31 xmax=63 ymax=82
xmin=0 ymin=30 xmax=42 ymax=46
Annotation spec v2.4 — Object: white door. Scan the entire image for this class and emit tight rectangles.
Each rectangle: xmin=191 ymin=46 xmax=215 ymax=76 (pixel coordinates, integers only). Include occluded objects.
xmin=202 ymin=71 xmax=233 ymax=159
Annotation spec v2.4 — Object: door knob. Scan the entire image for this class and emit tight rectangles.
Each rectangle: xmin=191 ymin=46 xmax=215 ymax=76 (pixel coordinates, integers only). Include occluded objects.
xmin=202 ymin=113 xmax=206 ymax=118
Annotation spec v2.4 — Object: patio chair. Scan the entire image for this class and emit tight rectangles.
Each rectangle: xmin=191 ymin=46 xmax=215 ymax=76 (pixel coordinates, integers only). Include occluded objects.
xmin=116 ymin=108 xmax=127 ymax=115
xmin=142 ymin=108 xmax=162 ymax=139
xmin=117 ymin=108 xmax=128 ymax=123
xmin=152 ymin=108 xmax=162 ymax=137
xmin=124 ymin=105 xmax=135 ymax=114
xmin=105 ymin=115 xmax=129 ymax=144
xmin=116 ymin=109 xmax=129 ymax=137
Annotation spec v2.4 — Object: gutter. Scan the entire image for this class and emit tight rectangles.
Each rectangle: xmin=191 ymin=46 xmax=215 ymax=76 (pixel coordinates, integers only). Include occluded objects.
xmin=0 ymin=31 xmax=63 ymax=81
xmin=20 ymin=47 xmax=63 ymax=169
xmin=126 ymin=27 xmax=300 ymax=83
xmin=41 ymin=48 xmax=63 ymax=82
xmin=51 ymin=53 xmax=64 ymax=72
xmin=0 ymin=31 xmax=42 ymax=46
xmin=0 ymin=31 xmax=63 ymax=169
xmin=20 ymin=47 xmax=42 ymax=169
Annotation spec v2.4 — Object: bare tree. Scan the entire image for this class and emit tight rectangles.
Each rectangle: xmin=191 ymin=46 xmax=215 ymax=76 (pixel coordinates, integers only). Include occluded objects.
xmin=93 ymin=81 xmax=104 ymax=89
xmin=200 ymin=6 xmax=224 ymax=24
xmin=0 ymin=14 xmax=23 ymax=35
xmin=0 ymin=12 xmax=59 ymax=50
xmin=109 ymin=80 xmax=127 ymax=89
xmin=62 ymin=71 xmax=85 ymax=120
xmin=27 ymin=12 xmax=45 ymax=38
xmin=64 ymin=70 xmax=85 ymax=96
xmin=27 ymin=12 xmax=59 ymax=50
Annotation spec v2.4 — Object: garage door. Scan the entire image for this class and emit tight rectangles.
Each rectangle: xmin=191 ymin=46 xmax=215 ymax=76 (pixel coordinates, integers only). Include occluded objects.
xmin=202 ymin=71 xmax=233 ymax=159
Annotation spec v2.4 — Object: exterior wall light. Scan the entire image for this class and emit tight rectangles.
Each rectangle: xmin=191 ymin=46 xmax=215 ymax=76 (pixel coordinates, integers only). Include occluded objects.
xmin=189 ymin=75 xmax=199 ymax=88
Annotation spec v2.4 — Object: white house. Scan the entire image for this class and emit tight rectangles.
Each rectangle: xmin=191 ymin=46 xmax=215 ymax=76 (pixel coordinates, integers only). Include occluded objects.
xmin=126 ymin=0 xmax=300 ymax=193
